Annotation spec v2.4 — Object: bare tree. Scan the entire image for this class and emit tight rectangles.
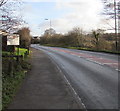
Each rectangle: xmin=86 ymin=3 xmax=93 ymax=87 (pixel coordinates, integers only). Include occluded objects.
xmin=0 ymin=0 xmax=21 ymax=7
xmin=0 ymin=0 xmax=8 ymax=7
xmin=102 ymin=0 xmax=120 ymax=50
xmin=18 ymin=27 xmax=31 ymax=48
xmin=0 ymin=0 xmax=24 ymax=33
xmin=92 ymin=29 xmax=105 ymax=50
xmin=102 ymin=0 xmax=119 ymax=18
xmin=67 ymin=27 xmax=85 ymax=47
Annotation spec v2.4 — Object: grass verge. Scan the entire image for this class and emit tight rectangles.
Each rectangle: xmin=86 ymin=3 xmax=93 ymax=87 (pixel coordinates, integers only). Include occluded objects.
xmin=41 ymin=44 xmax=120 ymax=54
xmin=2 ymin=50 xmax=31 ymax=110
xmin=2 ymin=71 xmax=25 ymax=110
xmin=2 ymin=47 xmax=29 ymax=56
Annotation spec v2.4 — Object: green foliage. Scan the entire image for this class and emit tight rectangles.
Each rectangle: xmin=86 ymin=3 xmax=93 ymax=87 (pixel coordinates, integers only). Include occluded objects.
xmin=15 ymin=47 xmax=29 ymax=57
xmin=2 ymin=71 xmax=25 ymax=110
xmin=2 ymin=48 xmax=31 ymax=110
xmin=2 ymin=51 xmax=11 ymax=56
xmin=2 ymin=48 xmax=29 ymax=57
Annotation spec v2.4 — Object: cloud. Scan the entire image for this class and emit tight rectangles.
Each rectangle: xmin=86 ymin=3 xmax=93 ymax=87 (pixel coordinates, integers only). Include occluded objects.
xmin=20 ymin=0 xmax=113 ymax=36
xmin=49 ymin=0 xmax=104 ymax=33
xmin=22 ymin=0 xmax=58 ymax=2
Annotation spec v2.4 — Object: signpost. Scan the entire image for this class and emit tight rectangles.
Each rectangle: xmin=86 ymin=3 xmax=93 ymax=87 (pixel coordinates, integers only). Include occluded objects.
xmin=7 ymin=34 xmax=19 ymax=45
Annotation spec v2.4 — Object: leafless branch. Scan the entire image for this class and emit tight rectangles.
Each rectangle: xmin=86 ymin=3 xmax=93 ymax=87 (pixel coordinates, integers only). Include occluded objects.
xmin=0 ymin=0 xmax=8 ymax=7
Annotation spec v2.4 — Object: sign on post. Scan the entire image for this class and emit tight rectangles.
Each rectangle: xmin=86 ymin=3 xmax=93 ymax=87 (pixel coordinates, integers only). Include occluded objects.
xmin=7 ymin=34 xmax=20 ymax=45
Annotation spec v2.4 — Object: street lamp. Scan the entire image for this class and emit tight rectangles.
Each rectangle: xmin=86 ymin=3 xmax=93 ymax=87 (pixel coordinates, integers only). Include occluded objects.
xmin=45 ymin=18 xmax=51 ymax=29
xmin=45 ymin=18 xmax=52 ymax=36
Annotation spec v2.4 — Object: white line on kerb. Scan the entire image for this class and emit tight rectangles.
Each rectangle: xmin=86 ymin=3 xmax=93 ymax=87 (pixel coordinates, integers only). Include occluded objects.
xmin=55 ymin=62 xmax=87 ymax=109
xmin=56 ymin=65 xmax=87 ymax=109
xmin=115 ymin=69 xmax=120 ymax=72
xmin=63 ymin=75 xmax=87 ymax=110
xmin=94 ymin=61 xmax=104 ymax=65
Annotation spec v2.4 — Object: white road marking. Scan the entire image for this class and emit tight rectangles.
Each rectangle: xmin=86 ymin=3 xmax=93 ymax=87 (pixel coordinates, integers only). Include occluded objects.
xmin=115 ymin=69 xmax=120 ymax=72
xmin=54 ymin=63 xmax=87 ymax=110
xmin=86 ymin=59 xmax=104 ymax=65
xmin=63 ymin=75 xmax=87 ymax=110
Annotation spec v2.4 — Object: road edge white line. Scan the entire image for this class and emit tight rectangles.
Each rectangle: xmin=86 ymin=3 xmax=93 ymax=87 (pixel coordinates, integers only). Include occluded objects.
xmin=55 ymin=65 xmax=87 ymax=110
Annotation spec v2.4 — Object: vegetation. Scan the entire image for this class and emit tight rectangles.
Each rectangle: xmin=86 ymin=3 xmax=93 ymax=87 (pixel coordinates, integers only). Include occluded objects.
xmin=15 ymin=48 xmax=29 ymax=56
xmin=0 ymin=0 xmax=24 ymax=32
xmin=1 ymin=2 xmax=31 ymax=109
xmin=2 ymin=48 xmax=31 ymax=110
xmin=40 ymin=28 xmax=120 ymax=53
xmin=17 ymin=27 xmax=31 ymax=49
xmin=2 ymin=48 xmax=28 ymax=55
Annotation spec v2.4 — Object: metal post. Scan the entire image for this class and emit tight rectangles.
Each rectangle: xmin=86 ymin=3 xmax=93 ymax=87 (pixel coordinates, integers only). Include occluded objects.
xmin=45 ymin=19 xmax=51 ymax=36
xmin=50 ymin=19 xmax=51 ymax=36
xmin=114 ymin=0 xmax=117 ymax=51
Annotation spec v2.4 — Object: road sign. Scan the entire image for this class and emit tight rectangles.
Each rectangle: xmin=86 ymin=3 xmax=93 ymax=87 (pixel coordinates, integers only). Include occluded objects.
xmin=7 ymin=34 xmax=20 ymax=45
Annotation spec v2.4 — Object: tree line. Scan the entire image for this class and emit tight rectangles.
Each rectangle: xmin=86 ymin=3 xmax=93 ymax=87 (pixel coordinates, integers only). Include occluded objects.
xmin=40 ymin=27 xmax=119 ymax=52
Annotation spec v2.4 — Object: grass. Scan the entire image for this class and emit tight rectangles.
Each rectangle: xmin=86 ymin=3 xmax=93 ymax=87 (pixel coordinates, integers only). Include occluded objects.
xmin=15 ymin=48 xmax=28 ymax=56
xmin=2 ymin=51 xmax=11 ymax=55
xmin=41 ymin=44 xmax=120 ymax=54
xmin=2 ymin=48 xmax=31 ymax=110
xmin=67 ymin=47 xmax=120 ymax=54
xmin=2 ymin=47 xmax=30 ymax=58
xmin=2 ymin=71 xmax=25 ymax=110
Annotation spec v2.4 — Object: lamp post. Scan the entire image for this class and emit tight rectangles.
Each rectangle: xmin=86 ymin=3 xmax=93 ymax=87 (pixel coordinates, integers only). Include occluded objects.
xmin=45 ymin=19 xmax=51 ymax=29
xmin=45 ymin=19 xmax=52 ymax=36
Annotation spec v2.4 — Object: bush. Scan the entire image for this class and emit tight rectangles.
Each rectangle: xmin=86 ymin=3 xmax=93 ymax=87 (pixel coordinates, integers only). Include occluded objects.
xmin=2 ymin=54 xmax=31 ymax=110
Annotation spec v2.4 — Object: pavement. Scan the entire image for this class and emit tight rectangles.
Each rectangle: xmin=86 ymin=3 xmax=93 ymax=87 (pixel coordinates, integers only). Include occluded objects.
xmin=8 ymin=48 xmax=83 ymax=109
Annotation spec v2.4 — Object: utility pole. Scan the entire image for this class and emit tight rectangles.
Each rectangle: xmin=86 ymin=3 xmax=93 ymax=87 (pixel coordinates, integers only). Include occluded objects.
xmin=50 ymin=19 xmax=51 ymax=36
xmin=114 ymin=0 xmax=118 ymax=51
xmin=50 ymin=19 xmax=51 ymax=29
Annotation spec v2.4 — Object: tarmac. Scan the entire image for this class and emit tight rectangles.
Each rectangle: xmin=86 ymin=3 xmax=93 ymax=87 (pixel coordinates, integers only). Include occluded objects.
xmin=8 ymin=48 xmax=83 ymax=109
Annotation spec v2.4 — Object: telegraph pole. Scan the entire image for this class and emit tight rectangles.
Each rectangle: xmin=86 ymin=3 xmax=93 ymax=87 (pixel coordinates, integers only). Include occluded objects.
xmin=114 ymin=0 xmax=118 ymax=51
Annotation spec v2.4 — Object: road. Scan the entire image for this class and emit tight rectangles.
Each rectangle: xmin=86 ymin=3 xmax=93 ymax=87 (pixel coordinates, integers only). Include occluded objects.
xmin=31 ymin=44 xmax=119 ymax=109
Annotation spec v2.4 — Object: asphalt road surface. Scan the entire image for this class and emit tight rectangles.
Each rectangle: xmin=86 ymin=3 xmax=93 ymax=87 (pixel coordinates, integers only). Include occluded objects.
xmin=31 ymin=44 xmax=119 ymax=109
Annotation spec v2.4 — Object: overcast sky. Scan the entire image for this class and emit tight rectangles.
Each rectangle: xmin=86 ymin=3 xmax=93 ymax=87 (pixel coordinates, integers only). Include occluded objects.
xmin=19 ymin=0 xmax=114 ymax=36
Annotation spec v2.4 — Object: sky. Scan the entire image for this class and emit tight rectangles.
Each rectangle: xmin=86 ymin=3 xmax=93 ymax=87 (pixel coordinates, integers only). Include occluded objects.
xmin=18 ymin=0 xmax=114 ymax=36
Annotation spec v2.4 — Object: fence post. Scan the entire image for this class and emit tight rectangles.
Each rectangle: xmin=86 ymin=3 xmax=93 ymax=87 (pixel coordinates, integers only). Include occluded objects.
xmin=17 ymin=46 xmax=19 ymax=62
